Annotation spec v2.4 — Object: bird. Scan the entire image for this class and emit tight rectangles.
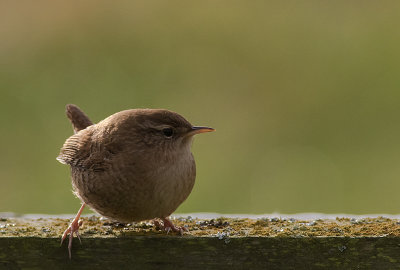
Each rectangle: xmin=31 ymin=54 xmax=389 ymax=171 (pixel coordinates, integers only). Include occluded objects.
xmin=57 ymin=104 xmax=214 ymax=258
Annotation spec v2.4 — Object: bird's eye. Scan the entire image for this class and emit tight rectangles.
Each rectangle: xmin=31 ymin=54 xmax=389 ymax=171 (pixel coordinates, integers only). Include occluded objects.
xmin=162 ymin=128 xmax=174 ymax=138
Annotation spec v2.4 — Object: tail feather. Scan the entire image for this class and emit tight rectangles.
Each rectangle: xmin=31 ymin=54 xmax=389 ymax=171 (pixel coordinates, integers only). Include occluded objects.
xmin=66 ymin=104 xmax=93 ymax=133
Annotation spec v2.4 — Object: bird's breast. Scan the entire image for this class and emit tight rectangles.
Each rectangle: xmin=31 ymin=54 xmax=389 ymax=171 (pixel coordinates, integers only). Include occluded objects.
xmin=71 ymin=149 xmax=196 ymax=222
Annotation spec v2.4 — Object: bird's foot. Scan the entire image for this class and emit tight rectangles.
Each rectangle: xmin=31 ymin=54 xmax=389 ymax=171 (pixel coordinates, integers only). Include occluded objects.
xmin=154 ymin=217 xmax=188 ymax=235
xmin=61 ymin=218 xmax=83 ymax=259
xmin=61 ymin=203 xmax=86 ymax=259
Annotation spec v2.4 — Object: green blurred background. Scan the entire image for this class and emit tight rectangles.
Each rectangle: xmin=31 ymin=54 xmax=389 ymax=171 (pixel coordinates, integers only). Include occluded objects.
xmin=2 ymin=1 xmax=400 ymax=215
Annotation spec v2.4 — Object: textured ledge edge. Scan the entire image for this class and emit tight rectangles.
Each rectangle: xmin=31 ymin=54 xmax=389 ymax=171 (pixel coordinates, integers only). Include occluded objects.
xmin=1 ymin=214 xmax=400 ymax=269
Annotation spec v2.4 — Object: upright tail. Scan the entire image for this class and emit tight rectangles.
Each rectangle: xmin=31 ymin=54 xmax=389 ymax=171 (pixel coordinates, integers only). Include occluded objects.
xmin=65 ymin=104 xmax=93 ymax=133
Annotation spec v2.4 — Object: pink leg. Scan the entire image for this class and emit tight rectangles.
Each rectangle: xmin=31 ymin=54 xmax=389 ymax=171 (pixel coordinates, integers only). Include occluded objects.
xmin=61 ymin=203 xmax=86 ymax=259
xmin=154 ymin=217 xmax=188 ymax=235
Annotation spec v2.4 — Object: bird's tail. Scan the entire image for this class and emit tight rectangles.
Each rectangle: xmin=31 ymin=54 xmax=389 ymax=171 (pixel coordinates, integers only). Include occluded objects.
xmin=65 ymin=104 xmax=93 ymax=133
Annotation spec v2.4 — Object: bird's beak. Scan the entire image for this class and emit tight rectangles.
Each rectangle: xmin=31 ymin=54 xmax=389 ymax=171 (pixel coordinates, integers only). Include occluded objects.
xmin=187 ymin=126 xmax=215 ymax=136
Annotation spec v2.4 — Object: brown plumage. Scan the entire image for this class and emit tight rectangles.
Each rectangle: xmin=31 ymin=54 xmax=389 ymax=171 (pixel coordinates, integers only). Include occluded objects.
xmin=58 ymin=104 xmax=214 ymax=258
xmin=65 ymin=104 xmax=93 ymax=133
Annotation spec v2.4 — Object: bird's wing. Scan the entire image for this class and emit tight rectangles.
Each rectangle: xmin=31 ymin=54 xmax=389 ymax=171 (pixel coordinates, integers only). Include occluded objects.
xmin=57 ymin=128 xmax=108 ymax=172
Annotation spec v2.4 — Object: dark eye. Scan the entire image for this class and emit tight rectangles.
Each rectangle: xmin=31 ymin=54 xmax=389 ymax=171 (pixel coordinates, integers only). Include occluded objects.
xmin=162 ymin=128 xmax=174 ymax=138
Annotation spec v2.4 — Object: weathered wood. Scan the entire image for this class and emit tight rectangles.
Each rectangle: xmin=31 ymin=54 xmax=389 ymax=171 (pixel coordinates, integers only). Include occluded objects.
xmin=1 ymin=215 xmax=400 ymax=269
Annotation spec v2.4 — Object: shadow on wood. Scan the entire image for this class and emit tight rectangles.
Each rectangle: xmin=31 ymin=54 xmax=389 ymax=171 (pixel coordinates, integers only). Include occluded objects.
xmin=2 ymin=237 xmax=400 ymax=269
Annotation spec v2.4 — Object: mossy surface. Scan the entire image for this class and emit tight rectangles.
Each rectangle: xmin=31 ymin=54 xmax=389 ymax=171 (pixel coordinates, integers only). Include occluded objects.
xmin=1 ymin=216 xmax=399 ymax=238
xmin=1 ymin=216 xmax=400 ymax=269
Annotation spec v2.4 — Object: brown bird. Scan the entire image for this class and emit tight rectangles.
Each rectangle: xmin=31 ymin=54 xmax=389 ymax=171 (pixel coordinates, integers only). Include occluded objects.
xmin=57 ymin=104 xmax=214 ymax=258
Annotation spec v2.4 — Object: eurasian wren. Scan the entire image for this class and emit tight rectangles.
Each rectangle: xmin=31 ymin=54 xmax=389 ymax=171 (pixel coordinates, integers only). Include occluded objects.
xmin=57 ymin=104 xmax=214 ymax=258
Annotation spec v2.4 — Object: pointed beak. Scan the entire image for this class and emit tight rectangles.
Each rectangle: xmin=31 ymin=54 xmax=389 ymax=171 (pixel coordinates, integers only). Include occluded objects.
xmin=187 ymin=126 xmax=215 ymax=136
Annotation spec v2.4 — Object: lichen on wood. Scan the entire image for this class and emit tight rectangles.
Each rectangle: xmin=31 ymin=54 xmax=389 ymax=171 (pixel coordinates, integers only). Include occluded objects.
xmin=1 ymin=215 xmax=400 ymax=269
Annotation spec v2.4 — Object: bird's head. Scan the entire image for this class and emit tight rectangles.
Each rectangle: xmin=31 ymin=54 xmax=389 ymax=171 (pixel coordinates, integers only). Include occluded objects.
xmin=115 ymin=109 xmax=214 ymax=152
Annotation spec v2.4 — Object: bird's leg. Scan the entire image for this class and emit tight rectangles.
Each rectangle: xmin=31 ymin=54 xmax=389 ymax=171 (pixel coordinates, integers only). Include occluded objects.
xmin=155 ymin=217 xmax=188 ymax=235
xmin=61 ymin=203 xmax=86 ymax=259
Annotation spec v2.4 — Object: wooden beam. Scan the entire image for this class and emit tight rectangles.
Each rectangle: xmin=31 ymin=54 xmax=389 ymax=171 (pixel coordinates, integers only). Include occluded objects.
xmin=1 ymin=215 xmax=400 ymax=269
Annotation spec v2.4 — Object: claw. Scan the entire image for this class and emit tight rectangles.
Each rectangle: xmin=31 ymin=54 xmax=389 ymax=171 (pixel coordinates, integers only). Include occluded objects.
xmin=154 ymin=217 xmax=188 ymax=235
xmin=61 ymin=203 xmax=86 ymax=259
